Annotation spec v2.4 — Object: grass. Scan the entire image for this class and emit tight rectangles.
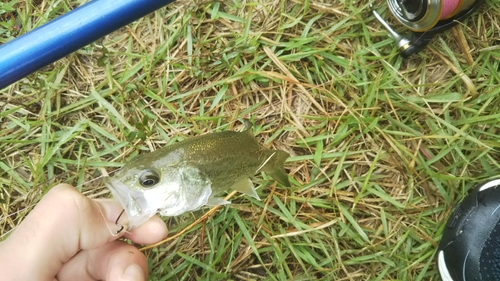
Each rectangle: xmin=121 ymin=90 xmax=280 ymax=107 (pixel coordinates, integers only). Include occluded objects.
xmin=1 ymin=0 xmax=500 ymax=280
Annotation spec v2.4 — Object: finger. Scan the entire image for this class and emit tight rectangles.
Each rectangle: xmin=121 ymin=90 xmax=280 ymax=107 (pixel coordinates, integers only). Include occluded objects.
xmin=123 ymin=215 xmax=168 ymax=244
xmin=0 ymin=184 xmax=167 ymax=280
xmin=0 ymin=183 xmax=116 ymax=280
xmin=57 ymin=240 xmax=147 ymax=281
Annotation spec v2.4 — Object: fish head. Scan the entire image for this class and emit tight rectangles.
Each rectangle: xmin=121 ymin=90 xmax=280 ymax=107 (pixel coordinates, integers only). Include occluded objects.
xmin=104 ymin=163 xmax=213 ymax=229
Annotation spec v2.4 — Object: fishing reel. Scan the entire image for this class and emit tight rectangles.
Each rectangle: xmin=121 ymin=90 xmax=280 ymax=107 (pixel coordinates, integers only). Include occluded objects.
xmin=373 ymin=0 xmax=484 ymax=58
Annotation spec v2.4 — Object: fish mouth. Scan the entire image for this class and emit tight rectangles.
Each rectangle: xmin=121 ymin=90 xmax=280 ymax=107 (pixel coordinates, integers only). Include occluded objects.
xmin=104 ymin=176 xmax=155 ymax=229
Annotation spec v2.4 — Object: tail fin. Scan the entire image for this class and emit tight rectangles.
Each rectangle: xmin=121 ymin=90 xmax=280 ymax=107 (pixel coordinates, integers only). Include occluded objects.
xmin=262 ymin=150 xmax=291 ymax=186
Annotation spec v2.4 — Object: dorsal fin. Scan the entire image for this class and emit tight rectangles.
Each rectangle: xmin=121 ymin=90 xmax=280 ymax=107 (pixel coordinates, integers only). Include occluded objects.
xmin=241 ymin=119 xmax=253 ymax=134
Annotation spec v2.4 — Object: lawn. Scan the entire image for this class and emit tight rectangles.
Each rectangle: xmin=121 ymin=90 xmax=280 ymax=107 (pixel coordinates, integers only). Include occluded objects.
xmin=1 ymin=0 xmax=500 ymax=280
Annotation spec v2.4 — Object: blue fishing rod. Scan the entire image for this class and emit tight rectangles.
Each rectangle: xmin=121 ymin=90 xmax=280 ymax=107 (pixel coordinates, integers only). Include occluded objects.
xmin=0 ymin=0 xmax=174 ymax=89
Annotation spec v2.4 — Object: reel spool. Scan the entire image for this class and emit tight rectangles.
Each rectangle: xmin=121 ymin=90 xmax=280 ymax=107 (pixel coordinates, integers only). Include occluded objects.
xmin=373 ymin=0 xmax=483 ymax=58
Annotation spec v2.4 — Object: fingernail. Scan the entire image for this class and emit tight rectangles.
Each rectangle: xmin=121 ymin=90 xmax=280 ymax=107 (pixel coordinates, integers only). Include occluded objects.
xmin=121 ymin=264 xmax=145 ymax=281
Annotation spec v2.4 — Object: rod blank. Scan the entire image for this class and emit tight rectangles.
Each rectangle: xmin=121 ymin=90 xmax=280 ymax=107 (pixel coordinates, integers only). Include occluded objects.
xmin=0 ymin=0 xmax=174 ymax=89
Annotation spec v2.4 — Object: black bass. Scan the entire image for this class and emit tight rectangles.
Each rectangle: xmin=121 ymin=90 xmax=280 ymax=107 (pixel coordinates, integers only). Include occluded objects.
xmin=105 ymin=121 xmax=290 ymax=229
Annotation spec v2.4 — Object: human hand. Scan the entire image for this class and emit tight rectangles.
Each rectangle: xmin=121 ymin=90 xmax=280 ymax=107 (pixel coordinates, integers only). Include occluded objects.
xmin=0 ymin=183 xmax=168 ymax=281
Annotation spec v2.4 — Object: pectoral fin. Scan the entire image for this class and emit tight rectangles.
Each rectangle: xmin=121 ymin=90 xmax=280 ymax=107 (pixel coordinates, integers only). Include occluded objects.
xmin=230 ymin=178 xmax=260 ymax=200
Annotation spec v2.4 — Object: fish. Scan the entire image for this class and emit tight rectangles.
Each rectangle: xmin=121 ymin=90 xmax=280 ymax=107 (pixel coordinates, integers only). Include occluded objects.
xmin=104 ymin=120 xmax=290 ymax=229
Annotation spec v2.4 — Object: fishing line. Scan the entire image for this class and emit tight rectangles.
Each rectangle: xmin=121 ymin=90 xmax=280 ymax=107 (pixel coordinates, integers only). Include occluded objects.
xmin=386 ymin=0 xmax=479 ymax=31
xmin=94 ymin=201 xmax=124 ymax=237
xmin=374 ymin=0 xmax=483 ymax=57
xmin=441 ymin=0 xmax=461 ymax=19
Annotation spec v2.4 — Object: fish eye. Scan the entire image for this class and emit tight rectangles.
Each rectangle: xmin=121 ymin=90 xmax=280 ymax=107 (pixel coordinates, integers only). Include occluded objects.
xmin=139 ymin=169 xmax=160 ymax=188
